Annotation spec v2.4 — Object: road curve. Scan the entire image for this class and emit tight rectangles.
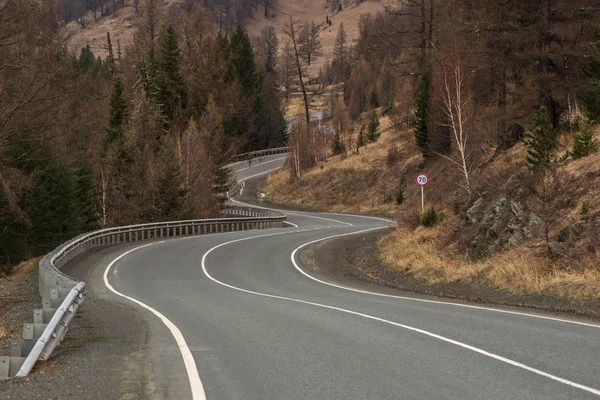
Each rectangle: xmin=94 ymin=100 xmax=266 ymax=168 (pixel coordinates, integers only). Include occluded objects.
xmin=94 ymin=156 xmax=600 ymax=400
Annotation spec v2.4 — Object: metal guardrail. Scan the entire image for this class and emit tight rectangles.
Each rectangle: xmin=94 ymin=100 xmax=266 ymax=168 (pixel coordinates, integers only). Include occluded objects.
xmin=233 ymin=147 xmax=289 ymax=162
xmin=1 ymin=203 xmax=286 ymax=379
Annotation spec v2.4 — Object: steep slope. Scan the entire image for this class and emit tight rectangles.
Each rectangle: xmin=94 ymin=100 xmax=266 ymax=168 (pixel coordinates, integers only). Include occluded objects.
xmin=265 ymin=120 xmax=600 ymax=300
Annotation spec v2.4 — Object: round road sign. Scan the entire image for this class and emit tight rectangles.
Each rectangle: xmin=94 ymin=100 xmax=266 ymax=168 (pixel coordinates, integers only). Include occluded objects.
xmin=416 ymin=173 xmax=429 ymax=186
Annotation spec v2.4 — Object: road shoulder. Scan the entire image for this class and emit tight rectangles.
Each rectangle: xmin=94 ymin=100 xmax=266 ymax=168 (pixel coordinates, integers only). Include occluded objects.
xmin=300 ymin=229 xmax=600 ymax=321
xmin=0 ymin=246 xmax=157 ymax=399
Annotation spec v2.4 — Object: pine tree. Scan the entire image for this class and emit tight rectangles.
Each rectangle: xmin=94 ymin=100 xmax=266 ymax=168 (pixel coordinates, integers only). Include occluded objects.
xmin=570 ymin=120 xmax=599 ymax=160
xmin=522 ymin=106 xmax=558 ymax=170
xmin=413 ymin=70 xmax=431 ymax=157
xmin=367 ymin=111 xmax=380 ymax=143
xmin=158 ymin=25 xmax=188 ymax=131
xmin=103 ymin=77 xmax=128 ymax=154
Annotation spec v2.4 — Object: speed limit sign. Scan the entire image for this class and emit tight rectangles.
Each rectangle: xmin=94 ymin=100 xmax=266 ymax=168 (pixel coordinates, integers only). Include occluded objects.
xmin=416 ymin=173 xmax=429 ymax=186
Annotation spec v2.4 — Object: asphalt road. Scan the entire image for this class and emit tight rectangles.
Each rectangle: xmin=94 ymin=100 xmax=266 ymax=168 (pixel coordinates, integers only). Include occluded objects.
xmin=91 ymin=155 xmax=600 ymax=400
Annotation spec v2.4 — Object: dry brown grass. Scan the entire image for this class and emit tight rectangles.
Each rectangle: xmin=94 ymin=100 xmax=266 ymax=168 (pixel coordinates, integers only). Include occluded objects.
xmin=266 ymin=115 xmax=424 ymax=214
xmin=379 ymin=226 xmax=600 ymax=300
xmin=65 ymin=1 xmax=184 ymax=57
xmin=0 ymin=257 xmax=40 ymax=283
xmin=267 ymin=109 xmax=600 ymax=300
xmin=246 ymin=0 xmax=386 ymax=73
xmin=66 ymin=0 xmax=384 ymax=65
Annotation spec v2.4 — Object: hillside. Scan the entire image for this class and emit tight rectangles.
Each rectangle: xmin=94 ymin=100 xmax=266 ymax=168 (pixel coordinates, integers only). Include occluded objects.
xmin=65 ymin=1 xmax=184 ymax=58
xmin=65 ymin=0 xmax=384 ymax=65
xmin=245 ymin=0 xmax=385 ymax=71
xmin=265 ymin=119 xmax=600 ymax=300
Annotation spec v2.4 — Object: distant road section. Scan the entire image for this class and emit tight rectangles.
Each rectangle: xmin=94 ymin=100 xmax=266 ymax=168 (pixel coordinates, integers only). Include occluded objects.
xmin=97 ymin=155 xmax=600 ymax=399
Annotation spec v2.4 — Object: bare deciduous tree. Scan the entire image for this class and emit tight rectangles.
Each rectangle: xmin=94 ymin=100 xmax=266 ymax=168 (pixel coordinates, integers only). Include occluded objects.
xmin=283 ymin=17 xmax=310 ymax=125
xmin=436 ymin=61 xmax=472 ymax=197
xmin=255 ymin=26 xmax=279 ymax=73
xmin=298 ymin=21 xmax=322 ymax=66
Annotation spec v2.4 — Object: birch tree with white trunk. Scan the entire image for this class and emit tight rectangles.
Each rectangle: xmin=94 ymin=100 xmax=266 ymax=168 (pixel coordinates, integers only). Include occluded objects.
xmin=437 ymin=61 xmax=473 ymax=197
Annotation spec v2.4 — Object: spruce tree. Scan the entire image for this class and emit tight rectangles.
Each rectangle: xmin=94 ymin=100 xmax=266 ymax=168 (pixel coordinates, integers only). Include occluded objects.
xmin=356 ymin=124 xmax=366 ymax=150
xmin=396 ymin=186 xmax=404 ymax=205
xmin=158 ymin=26 xmax=188 ymax=130
xmin=522 ymin=106 xmax=558 ymax=170
xmin=141 ymin=49 xmax=160 ymax=100
xmin=103 ymin=77 xmax=128 ymax=154
xmin=367 ymin=111 xmax=380 ymax=143
xmin=580 ymin=27 xmax=600 ymax=121
xmin=570 ymin=120 xmax=599 ymax=160
xmin=413 ymin=70 xmax=431 ymax=157
xmin=228 ymin=26 xmax=258 ymax=94
xmin=332 ymin=131 xmax=346 ymax=155
xmin=74 ymin=162 xmax=99 ymax=232
xmin=369 ymin=89 xmax=379 ymax=110
xmin=78 ymin=45 xmax=95 ymax=74
xmin=154 ymin=145 xmax=192 ymax=221
xmin=24 ymin=159 xmax=81 ymax=253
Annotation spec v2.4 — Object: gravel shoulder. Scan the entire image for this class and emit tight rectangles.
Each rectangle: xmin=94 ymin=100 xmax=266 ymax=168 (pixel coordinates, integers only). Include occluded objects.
xmin=0 ymin=246 xmax=156 ymax=399
xmin=301 ymin=229 xmax=600 ymax=321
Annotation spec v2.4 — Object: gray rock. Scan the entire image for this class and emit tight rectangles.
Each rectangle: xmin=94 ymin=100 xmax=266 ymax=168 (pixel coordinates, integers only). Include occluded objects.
xmin=510 ymin=201 xmax=525 ymax=220
xmin=466 ymin=197 xmax=484 ymax=224
xmin=527 ymin=214 xmax=544 ymax=237
xmin=508 ymin=231 xmax=523 ymax=246
xmin=492 ymin=196 xmax=506 ymax=214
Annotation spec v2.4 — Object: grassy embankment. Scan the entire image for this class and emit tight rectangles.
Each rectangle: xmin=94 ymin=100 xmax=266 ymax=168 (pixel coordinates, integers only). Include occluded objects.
xmin=265 ymin=117 xmax=600 ymax=300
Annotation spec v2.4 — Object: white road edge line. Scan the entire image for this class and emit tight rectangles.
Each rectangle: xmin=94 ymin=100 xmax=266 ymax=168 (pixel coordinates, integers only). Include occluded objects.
xmin=231 ymin=164 xmax=354 ymax=227
xmin=103 ymin=243 xmax=207 ymax=400
xmin=289 ymin=230 xmax=600 ymax=330
xmin=201 ymin=230 xmax=600 ymax=397
xmin=231 ymin=160 xmax=599 ymax=329
xmin=249 ymin=163 xmax=600 ymax=331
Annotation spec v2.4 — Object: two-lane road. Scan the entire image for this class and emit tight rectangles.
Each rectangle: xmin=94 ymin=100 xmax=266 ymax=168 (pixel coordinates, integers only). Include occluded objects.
xmin=91 ymin=156 xmax=600 ymax=399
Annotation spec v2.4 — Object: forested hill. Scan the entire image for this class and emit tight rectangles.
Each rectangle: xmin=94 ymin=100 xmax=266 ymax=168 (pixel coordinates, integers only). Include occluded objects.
xmin=0 ymin=0 xmax=286 ymax=272
xmin=265 ymin=0 xmax=600 ymax=300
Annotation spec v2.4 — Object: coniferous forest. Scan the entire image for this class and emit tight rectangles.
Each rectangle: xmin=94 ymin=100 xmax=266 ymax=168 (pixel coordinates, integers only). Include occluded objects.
xmin=0 ymin=0 xmax=285 ymax=272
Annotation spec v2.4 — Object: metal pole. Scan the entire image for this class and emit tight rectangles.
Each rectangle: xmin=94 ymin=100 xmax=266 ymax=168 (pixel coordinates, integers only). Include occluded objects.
xmin=421 ymin=186 xmax=425 ymax=215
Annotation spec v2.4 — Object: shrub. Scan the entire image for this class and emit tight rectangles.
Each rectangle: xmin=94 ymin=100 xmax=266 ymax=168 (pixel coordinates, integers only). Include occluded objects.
xmin=422 ymin=207 xmax=440 ymax=227
xmin=386 ymin=145 xmax=401 ymax=167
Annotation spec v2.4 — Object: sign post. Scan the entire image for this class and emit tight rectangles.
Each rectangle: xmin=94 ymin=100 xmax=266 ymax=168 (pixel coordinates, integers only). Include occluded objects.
xmin=415 ymin=173 xmax=429 ymax=215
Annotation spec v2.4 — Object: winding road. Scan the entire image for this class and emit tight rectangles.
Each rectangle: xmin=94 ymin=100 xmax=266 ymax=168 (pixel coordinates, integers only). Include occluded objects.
xmin=91 ymin=154 xmax=600 ymax=399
